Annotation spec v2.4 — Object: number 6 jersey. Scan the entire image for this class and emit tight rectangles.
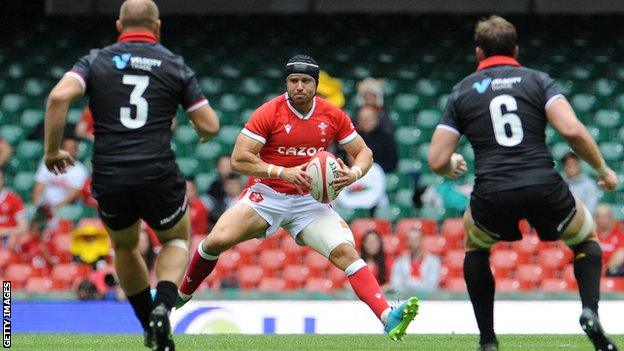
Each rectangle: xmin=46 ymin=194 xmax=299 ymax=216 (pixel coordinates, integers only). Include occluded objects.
xmin=439 ymin=55 xmax=564 ymax=194
xmin=67 ymin=30 xmax=208 ymax=186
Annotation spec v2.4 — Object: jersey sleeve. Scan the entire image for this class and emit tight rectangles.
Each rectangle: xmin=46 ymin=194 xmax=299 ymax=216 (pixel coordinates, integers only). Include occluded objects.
xmin=538 ymin=72 xmax=565 ymax=109
xmin=336 ymin=110 xmax=358 ymax=145
xmin=65 ymin=54 xmax=90 ymax=92
xmin=438 ymin=88 xmax=462 ymax=136
xmin=179 ymin=63 xmax=209 ymax=113
xmin=241 ymin=104 xmax=272 ymax=144
xmin=10 ymin=193 xmax=25 ymax=218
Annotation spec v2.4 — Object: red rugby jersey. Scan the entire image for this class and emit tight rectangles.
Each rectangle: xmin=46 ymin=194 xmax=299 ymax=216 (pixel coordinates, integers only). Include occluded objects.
xmin=241 ymin=93 xmax=358 ymax=194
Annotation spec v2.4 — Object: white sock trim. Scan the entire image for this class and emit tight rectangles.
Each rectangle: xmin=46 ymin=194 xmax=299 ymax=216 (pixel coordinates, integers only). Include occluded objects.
xmin=381 ymin=307 xmax=391 ymax=325
xmin=197 ymin=240 xmax=219 ymax=260
xmin=178 ymin=290 xmax=192 ymax=301
xmin=344 ymin=259 xmax=367 ymax=277
xmin=164 ymin=239 xmax=189 ymax=251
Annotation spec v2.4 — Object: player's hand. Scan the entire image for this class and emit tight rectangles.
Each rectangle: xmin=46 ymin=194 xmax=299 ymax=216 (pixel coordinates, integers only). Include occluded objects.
xmin=280 ymin=164 xmax=312 ymax=193
xmin=446 ymin=153 xmax=467 ymax=179
xmin=44 ymin=150 xmax=75 ymax=175
xmin=332 ymin=158 xmax=358 ymax=193
xmin=597 ymin=166 xmax=618 ymax=191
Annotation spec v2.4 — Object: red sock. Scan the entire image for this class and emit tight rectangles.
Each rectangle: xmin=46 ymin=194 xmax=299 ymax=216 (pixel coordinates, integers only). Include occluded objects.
xmin=346 ymin=259 xmax=389 ymax=319
xmin=179 ymin=242 xmax=218 ymax=296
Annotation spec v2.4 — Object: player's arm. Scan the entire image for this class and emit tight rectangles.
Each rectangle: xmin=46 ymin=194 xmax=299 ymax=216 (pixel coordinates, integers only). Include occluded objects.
xmin=31 ymin=182 xmax=44 ymax=205
xmin=44 ymin=75 xmax=83 ymax=174
xmin=546 ymin=98 xmax=618 ymax=190
xmin=188 ymin=105 xmax=220 ymax=142
xmin=428 ymin=128 xmax=468 ymax=179
xmin=230 ymin=134 xmax=311 ymax=190
xmin=333 ymin=136 xmax=373 ymax=190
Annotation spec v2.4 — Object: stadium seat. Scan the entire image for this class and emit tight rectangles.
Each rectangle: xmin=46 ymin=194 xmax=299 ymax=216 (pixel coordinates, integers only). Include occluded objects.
xmin=444 ymin=277 xmax=467 ymax=292
xmin=0 ymin=249 xmax=19 ymax=269
xmin=280 ymin=235 xmax=308 ymax=264
xmin=236 ymin=265 xmax=264 ymax=289
xmin=594 ymin=109 xmax=621 ymax=131
xmin=282 ymin=264 xmax=310 ymax=289
xmin=599 ymin=142 xmax=624 ymax=162
xmin=5 ymin=263 xmax=42 ymax=288
xmin=395 ymin=218 xmax=438 ymax=237
xmin=1 ymin=94 xmax=25 ymax=113
xmin=394 ymin=127 xmax=422 ymax=146
xmin=25 ymin=277 xmax=67 ymax=292
xmin=20 ymin=109 xmax=43 ymax=132
xmin=258 ymin=249 xmax=287 ymax=277
xmin=328 ymin=265 xmax=347 ymax=289
xmin=304 ymin=278 xmax=335 ymax=294
xmin=416 ymin=110 xmax=441 ymax=131
xmin=418 ymin=206 xmax=446 ymax=222
xmin=50 ymin=263 xmax=91 ymax=286
xmin=0 ymin=124 xmax=24 ymax=145
xmin=538 ymin=248 xmax=572 ymax=275
xmin=422 ymin=235 xmax=448 ymax=256
xmin=562 ymin=264 xmax=577 ymax=288
xmin=215 ymin=250 xmax=241 ymax=277
xmin=215 ymin=125 xmax=241 ymax=146
xmin=304 ymin=251 xmax=331 ymax=277
xmin=235 ymin=239 xmax=263 ymax=264
xmin=516 ymin=264 xmax=546 ymax=290
xmin=194 ymin=172 xmax=218 ymax=193
xmin=50 ymin=233 xmax=72 ymax=255
xmin=350 ymin=218 xmax=392 ymax=245
xmin=381 ymin=235 xmax=402 ymax=256
xmin=11 ymin=171 xmax=36 ymax=198
xmin=512 ymin=234 xmax=539 ymax=263
xmin=600 ymin=277 xmax=624 ymax=292
xmin=194 ymin=142 xmax=223 ymax=162
xmin=441 ymin=218 xmax=465 ymax=247
xmin=496 ymin=278 xmax=522 ymax=292
xmin=490 ymin=250 xmax=520 ymax=278
xmin=257 ymin=277 xmax=286 ymax=293
xmin=443 ymin=249 xmax=464 ymax=278
xmin=56 ymin=204 xmax=84 ymax=222
xmin=374 ymin=205 xmax=409 ymax=223
xmin=176 ymin=157 xmax=199 ymax=176
xmin=540 ymin=278 xmax=573 ymax=293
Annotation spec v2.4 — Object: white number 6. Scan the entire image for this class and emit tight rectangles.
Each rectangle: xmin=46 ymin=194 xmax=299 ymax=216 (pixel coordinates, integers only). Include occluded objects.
xmin=489 ymin=94 xmax=523 ymax=147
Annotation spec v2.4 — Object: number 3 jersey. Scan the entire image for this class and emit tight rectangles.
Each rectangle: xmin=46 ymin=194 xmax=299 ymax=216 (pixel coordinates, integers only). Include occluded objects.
xmin=67 ymin=31 xmax=208 ymax=186
xmin=439 ymin=55 xmax=564 ymax=194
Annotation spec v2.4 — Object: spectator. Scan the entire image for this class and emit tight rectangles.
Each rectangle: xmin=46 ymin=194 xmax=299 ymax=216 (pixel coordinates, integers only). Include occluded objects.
xmin=391 ymin=228 xmax=441 ymax=292
xmin=334 ymin=162 xmax=388 ymax=217
xmin=0 ymin=169 xmax=28 ymax=249
xmin=74 ymin=106 xmax=94 ymax=142
xmin=186 ymin=177 xmax=208 ymax=235
xmin=0 ymin=138 xmax=13 ymax=168
xmin=561 ymin=152 xmax=599 ymax=214
xmin=356 ymin=106 xmax=398 ymax=173
xmin=31 ymin=137 xmax=89 ymax=229
xmin=316 ymin=70 xmax=345 ymax=108
xmin=594 ymin=204 xmax=624 ymax=276
xmin=222 ymin=173 xmax=244 ymax=210
xmin=360 ymin=230 xmax=392 ymax=290
xmin=356 ymin=78 xmax=395 ymax=134
xmin=204 ymin=155 xmax=233 ymax=222
xmin=69 ymin=219 xmax=110 ymax=267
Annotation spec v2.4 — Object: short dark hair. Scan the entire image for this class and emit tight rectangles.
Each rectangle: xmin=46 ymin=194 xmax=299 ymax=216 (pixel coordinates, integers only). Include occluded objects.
xmin=224 ymin=173 xmax=241 ymax=182
xmin=475 ymin=15 xmax=517 ymax=57
xmin=561 ymin=152 xmax=579 ymax=164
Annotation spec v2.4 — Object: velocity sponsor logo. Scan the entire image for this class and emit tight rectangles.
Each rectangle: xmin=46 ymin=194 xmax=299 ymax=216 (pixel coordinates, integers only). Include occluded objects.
xmin=113 ymin=53 xmax=162 ymax=71
xmin=473 ymin=78 xmax=492 ymax=94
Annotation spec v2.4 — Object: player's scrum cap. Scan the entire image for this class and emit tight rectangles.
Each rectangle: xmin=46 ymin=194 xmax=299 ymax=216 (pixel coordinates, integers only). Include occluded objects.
xmin=284 ymin=54 xmax=320 ymax=84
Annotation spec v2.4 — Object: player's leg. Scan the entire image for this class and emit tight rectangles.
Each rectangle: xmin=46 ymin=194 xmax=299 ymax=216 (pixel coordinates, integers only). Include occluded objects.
xmin=463 ymin=208 xmax=500 ymax=351
xmin=299 ymin=214 xmax=418 ymax=341
xmin=557 ymin=198 xmax=618 ymax=351
xmin=177 ymin=203 xmax=269 ymax=302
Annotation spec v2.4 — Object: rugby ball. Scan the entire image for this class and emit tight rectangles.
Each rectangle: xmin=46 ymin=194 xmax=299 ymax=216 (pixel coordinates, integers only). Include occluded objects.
xmin=306 ymin=151 xmax=342 ymax=203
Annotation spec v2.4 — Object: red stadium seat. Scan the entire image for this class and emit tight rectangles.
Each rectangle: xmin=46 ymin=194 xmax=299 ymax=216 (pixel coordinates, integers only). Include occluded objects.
xmin=257 ymin=277 xmax=287 ymax=292
xmin=540 ymin=278 xmax=573 ymax=292
xmin=422 ymin=235 xmax=448 ymax=256
xmin=215 ymin=250 xmax=241 ymax=277
xmin=259 ymin=231 xmax=282 ymax=251
xmin=0 ymin=249 xmax=20 ymax=269
xmin=538 ymin=248 xmax=572 ymax=275
xmin=235 ymin=239 xmax=263 ymax=264
xmin=56 ymin=219 xmax=73 ymax=234
xmin=304 ymin=251 xmax=331 ymax=277
xmin=444 ymin=277 xmax=467 ymax=292
xmin=5 ymin=263 xmax=39 ymax=286
xmin=305 ymin=278 xmax=334 ymax=294
xmin=282 ymin=264 xmax=310 ymax=289
xmin=50 ymin=233 xmax=72 ymax=255
xmin=443 ymin=249 xmax=465 ymax=278
xmin=562 ymin=264 xmax=577 ymax=288
xmin=516 ymin=264 xmax=546 ymax=289
xmin=601 ymin=277 xmax=624 ymax=292
xmin=351 ymin=218 xmax=392 ymax=246
xmin=513 ymin=234 xmax=540 ymax=263
xmin=441 ymin=218 xmax=465 ymax=248
xmin=24 ymin=277 xmax=67 ymax=292
xmin=496 ymin=278 xmax=522 ymax=292
xmin=382 ymin=235 xmax=402 ymax=256
xmin=328 ymin=265 xmax=347 ymax=289
xmin=236 ymin=265 xmax=264 ymax=289
xmin=51 ymin=263 xmax=92 ymax=285
xmin=490 ymin=249 xmax=520 ymax=278
xmin=395 ymin=218 xmax=438 ymax=237
xmin=281 ymin=237 xmax=308 ymax=264
xmin=258 ymin=249 xmax=287 ymax=277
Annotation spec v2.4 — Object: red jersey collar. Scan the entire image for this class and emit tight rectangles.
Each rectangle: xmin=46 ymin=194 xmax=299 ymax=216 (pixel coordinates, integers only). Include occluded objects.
xmin=118 ymin=30 xmax=157 ymax=44
xmin=477 ymin=55 xmax=520 ymax=71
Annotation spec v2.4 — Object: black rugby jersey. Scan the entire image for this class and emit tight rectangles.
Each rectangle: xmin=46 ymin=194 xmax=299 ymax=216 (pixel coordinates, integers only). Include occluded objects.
xmin=67 ymin=31 xmax=207 ymax=185
xmin=440 ymin=55 xmax=564 ymax=194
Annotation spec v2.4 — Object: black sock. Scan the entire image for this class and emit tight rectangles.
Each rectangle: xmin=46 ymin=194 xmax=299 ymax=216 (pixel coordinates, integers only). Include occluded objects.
xmin=464 ymin=250 xmax=497 ymax=346
xmin=572 ymin=240 xmax=602 ymax=313
xmin=127 ymin=287 xmax=153 ymax=331
xmin=155 ymin=280 xmax=178 ymax=311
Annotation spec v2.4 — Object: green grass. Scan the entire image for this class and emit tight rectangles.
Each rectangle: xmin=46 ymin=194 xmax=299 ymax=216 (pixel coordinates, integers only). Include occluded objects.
xmin=10 ymin=334 xmax=624 ymax=351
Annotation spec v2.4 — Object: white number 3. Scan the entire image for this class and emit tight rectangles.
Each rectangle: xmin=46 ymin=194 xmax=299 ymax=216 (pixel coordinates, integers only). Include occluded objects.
xmin=489 ymin=94 xmax=523 ymax=147
xmin=120 ymin=74 xmax=149 ymax=129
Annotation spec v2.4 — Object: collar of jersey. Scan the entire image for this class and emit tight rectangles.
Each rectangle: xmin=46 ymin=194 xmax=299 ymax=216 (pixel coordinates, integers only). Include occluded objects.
xmin=477 ymin=55 xmax=520 ymax=71
xmin=118 ymin=30 xmax=157 ymax=44
xmin=284 ymin=92 xmax=316 ymax=120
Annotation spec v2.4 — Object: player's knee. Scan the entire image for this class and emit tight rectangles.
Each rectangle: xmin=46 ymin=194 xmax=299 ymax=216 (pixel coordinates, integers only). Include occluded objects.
xmin=329 ymin=243 xmax=359 ymax=261
xmin=562 ymin=205 xmax=594 ymax=247
xmin=202 ymin=229 xmax=235 ymax=254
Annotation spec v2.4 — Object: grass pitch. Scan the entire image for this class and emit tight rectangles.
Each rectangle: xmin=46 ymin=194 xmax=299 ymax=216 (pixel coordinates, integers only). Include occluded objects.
xmin=11 ymin=334 xmax=624 ymax=350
